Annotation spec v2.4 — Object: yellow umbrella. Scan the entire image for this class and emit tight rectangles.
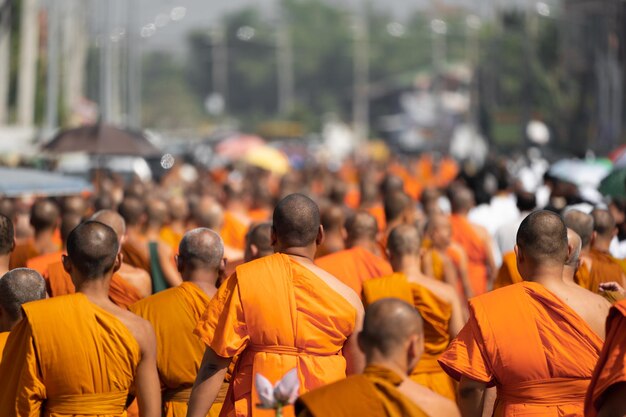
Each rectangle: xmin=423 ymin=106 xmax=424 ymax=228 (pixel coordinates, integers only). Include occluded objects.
xmin=244 ymin=145 xmax=290 ymax=175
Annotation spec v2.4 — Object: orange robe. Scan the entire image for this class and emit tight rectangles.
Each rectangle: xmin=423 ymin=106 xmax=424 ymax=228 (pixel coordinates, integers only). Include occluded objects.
xmin=44 ymin=261 xmax=142 ymax=309
xmin=130 ymin=282 xmax=224 ymax=417
xmin=362 ymin=273 xmax=456 ymax=400
xmin=26 ymin=250 xmax=63 ymax=276
xmin=439 ymin=281 xmax=603 ymax=416
xmin=248 ymin=209 xmax=271 ymax=222
xmin=494 ymin=251 xmax=522 ymax=289
xmin=9 ymin=241 xmax=40 ymax=270
xmin=585 ymin=300 xmax=626 ymax=417
xmin=449 ymin=215 xmax=489 ymax=295
xmin=575 ymin=263 xmax=592 ymax=290
xmin=315 ymin=247 xmax=393 ymax=297
xmin=220 ymin=212 xmax=249 ymax=251
xmin=195 ymin=253 xmax=357 ymax=417
xmin=295 ymin=365 xmax=429 ymax=417
xmin=121 ymin=242 xmax=151 ymax=274
xmin=588 ymin=249 xmax=624 ymax=293
xmin=366 ymin=204 xmax=386 ymax=232
xmin=0 ymin=293 xmax=140 ymax=416
xmin=160 ymin=226 xmax=184 ymax=252
xmin=0 ymin=331 xmax=8 ymax=359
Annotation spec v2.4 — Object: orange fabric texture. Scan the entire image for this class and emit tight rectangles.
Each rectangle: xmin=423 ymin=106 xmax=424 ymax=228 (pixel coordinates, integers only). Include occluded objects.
xmin=315 ymin=247 xmax=393 ymax=297
xmin=160 ymin=226 xmax=183 ymax=252
xmin=366 ymin=204 xmax=386 ymax=232
xmin=585 ymin=300 xmax=626 ymax=417
xmin=26 ymin=251 xmax=63 ymax=276
xmin=449 ymin=215 xmax=488 ymax=295
xmin=195 ymin=253 xmax=357 ymax=417
xmin=121 ymin=242 xmax=151 ymax=274
xmin=588 ymin=250 xmax=624 ymax=293
xmin=295 ymin=365 xmax=429 ymax=417
xmin=0 ymin=331 xmax=8 ymax=359
xmin=9 ymin=241 xmax=40 ymax=270
xmin=220 ymin=212 xmax=249 ymax=251
xmin=439 ymin=282 xmax=603 ymax=416
xmin=0 ymin=294 xmax=140 ymax=416
xmin=575 ymin=263 xmax=592 ymax=290
xmin=494 ymin=251 xmax=522 ymax=289
xmin=130 ymin=282 xmax=224 ymax=417
xmin=362 ymin=273 xmax=455 ymax=400
xmin=247 ymin=209 xmax=271 ymax=222
xmin=44 ymin=261 xmax=141 ymax=309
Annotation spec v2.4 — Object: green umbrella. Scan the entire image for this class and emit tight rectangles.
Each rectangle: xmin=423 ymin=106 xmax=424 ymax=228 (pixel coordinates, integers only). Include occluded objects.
xmin=599 ymin=168 xmax=626 ymax=198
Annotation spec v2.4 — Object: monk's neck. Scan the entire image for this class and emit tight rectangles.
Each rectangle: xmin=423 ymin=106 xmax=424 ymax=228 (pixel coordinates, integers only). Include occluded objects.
xmin=170 ymin=220 xmax=186 ymax=232
xmin=592 ymin=241 xmax=611 ymax=254
xmin=524 ymin=264 xmax=565 ymax=286
xmin=562 ymin=266 xmax=576 ymax=283
xmin=349 ymin=239 xmax=378 ymax=255
xmin=0 ymin=255 xmax=9 ymax=275
xmin=76 ymin=277 xmax=113 ymax=303
xmin=392 ymin=256 xmax=422 ymax=276
xmin=34 ymin=229 xmax=55 ymax=251
xmin=280 ymin=248 xmax=316 ymax=263
xmin=126 ymin=226 xmax=145 ymax=241
xmin=185 ymin=271 xmax=219 ymax=296
xmin=366 ymin=356 xmax=409 ymax=379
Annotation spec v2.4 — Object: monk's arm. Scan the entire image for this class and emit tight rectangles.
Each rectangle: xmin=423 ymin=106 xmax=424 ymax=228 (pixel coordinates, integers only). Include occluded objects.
xmin=481 ymin=387 xmax=496 ymax=417
xmin=456 ymin=249 xmax=474 ymax=299
xmin=135 ymin=323 xmax=161 ymax=417
xmin=458 ymin=376 xmax=487 ymax=417
xmin=187 ymin=347 xmax=230 ymax=417
xmin=597 ymin=382 xmax=626 ymax=417
xmin=448 ymin=290 xmax=466 ymax=337
xmin=343 ymin=306 xmax=365 ymax=375
xmin=483 ymin=239 xmax=497 ymax=291
xmin=158 ymin=243 xmax=183 ymax=287
xmin=421 ymin=252 xmax=435 ymax=278
xmin=442 ymin=256 xmax=461 ymax=289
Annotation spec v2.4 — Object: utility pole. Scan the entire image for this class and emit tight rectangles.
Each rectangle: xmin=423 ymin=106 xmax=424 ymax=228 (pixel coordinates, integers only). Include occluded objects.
xmin=17 ymin=0 xmax=40 ymax=127
xmin=62 ymin=0 xmax=87 ymax=126
xmin=0 ymin=0 xmax=10 ymax=124
xmin=276 ymin=2 xmax=295 ymax=116
xmin=211 ymin=25 xmax=228 ymax=114
xmin=127 ymin=0 xmax=141 ymax=128
xmin=44 ymin=0 xmax=61 ymax=132
xmin=99 ymin=0 xmax=111 ymax=123
xmin=352 ymin=5 xmax=369 ymax=144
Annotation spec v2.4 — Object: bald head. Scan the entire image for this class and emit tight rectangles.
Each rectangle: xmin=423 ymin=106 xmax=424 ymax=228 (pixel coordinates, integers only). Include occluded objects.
xmin=0 ymin=268 xmax=46 ymax=327
xmin=60 ymin=213 xmax=83 ymax=245
xmin=387 ymin=224 xmax=421 ymax=258
xmin=30 ymin=199 xmax=60 ymax=233
xmin=193 ymin=197 xmax=224 ymax=230
xmin=384 ymin=192 xmax=410 ymax=223
xmin=147 ymin=199 xmax=169 ymax=228
xmin=380 ymin=175 xmax=404 ymax=197
xmin=359 ymin=298 xmax=423 ymax=357
xmin=244 ymin=223 xmax=273 ymax=262
xmin=169 ymin=196 xmax=189 ymax=222
xmin=273 ymin=194 xmax=320 ymax=247
xmin=591 ymin=209 xmax=616 ymax=239
xmin=321 ymin=204 xmax=346 ymax=233
xmin=517 ymin=210 xmax=568 ymax=265
xmin=62 ymin=195 xmax=87 ymax=217
xmin=0 ymin=213 xmax=14 ymax=256
xmin=91 ymin=210 xmax=126 ymax=242
xmin=563 ymin=209 xmax=594 ymax=248
xmin=118 ymin=197 xmax=145 ymax=227
xmin=65 ymin=221 xmax=120 ymax=281
xmin=178 ymin=228 xmax=224 ymax=273
xmin=425 ymin=213 xmax=452 ymax=248
xmin=346 ymin=211 xmax=378 ymax=244
xmin=450 ymin=187 xmax=474 ymax=214
xmin=566 ymin=228 xmax=582 ymax=268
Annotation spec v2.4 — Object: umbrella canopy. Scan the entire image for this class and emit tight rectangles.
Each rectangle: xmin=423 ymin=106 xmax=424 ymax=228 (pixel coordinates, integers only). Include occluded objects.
xmin=215 ymin=134 xmax=265 ymax=160
xmin=549 ymin=158 xmax=613 ymax=189
xmin=42 ymin=124 xmax=161 ymax=156
xmin=244 ymin=145 xmax=290 ymax=175
xmin=599 ymin=168 xmax=626 ymax=199
xmin=0 ymin=167 xmax=92 ymax=197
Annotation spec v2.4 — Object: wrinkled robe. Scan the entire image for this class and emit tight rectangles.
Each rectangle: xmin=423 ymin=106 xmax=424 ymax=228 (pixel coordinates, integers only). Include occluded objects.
xmin=195 ymin=253 xmax=357 ymax=417
xmin=295 ymin=365 xmax=429 ymax=417
xmin=130 ymin=282 xmax=224 ymax=417
xmin=26 ymin=250 xmax=63 ymax=275
xmin=439 ymin=281 xmax=603 ymax=416
xmin=121 ymin=242 xmax=151 ymax=274
xmin=585 ymin=299 xmax=626 ymax=417
xmin=315 ymin=247 xmax=393 ymax=297
xmin=449 ymin=215 xmax=489 ymax=296
xmin=0 ymin=293 xmax=140 ymax=416
xmin=494 ymin=251 xmax=522 ymax=289
xmin=9 ymin=241 xmax=40 ymax=270
xmin=44 ymin=261 xmax=142 ymax=309
xmin=362 ymin=273 xmax=456 ymax=400
xmin=588 ymin=249 xmax=624 ymax=293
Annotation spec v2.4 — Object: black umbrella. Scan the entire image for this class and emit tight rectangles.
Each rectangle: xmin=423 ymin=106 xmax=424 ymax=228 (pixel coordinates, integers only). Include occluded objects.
xmin=42 ymin=124 xmax=161 ymax=156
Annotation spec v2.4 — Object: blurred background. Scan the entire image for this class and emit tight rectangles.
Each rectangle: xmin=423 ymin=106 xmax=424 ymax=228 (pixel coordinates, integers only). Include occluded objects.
xmin=0 ymin=0 xmax=624 ymax=166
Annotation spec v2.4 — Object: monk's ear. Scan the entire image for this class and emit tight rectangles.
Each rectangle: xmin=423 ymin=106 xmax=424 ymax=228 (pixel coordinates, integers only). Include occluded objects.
xmin=250 ymin=244 xmax=259 ymax=257
xmin=340 ymin=227 xmax=348 ymax=242
xmin=175 ymin=254 xmax=183 ymax=273
xmin=514 ymin=245 xmax=523 ymax=263
xmin=316 ymin=225 xmax=325 ymax=246
xmin=356 ymin=332 xmax=366 ymax=355
xmin=62 ymin=254 xmax=72 ymax=274
xmin=270 ymin=226 xmax=278 ymax=247
xmin=10 ymin=238 xmax=15 ymax=252
xmin=112 ymin=253 xmax=122 ymax=273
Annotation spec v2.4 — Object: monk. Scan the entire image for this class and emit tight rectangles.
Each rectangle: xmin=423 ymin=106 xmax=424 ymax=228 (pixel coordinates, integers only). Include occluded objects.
xmin=243 ymin=222 xmax=273 ymax=263
xmin=359 ymin=179 xmax=385 ymax=232
xmin=296 ymin=298 xmax=459 ymax=417
xmin=362 ymin=224 xmax=464 ymax=401
xmin=448 ymin=187 xmax=496 ymax=295
xmin=119 ymin=197 xmax=152 ymax=272
xmin=439 ymin=210 xmax=610 ymax=417
xmin=589 ymin=209 xmax=626 ymax=289
xmin=145 ymin=199 xmax=183 ymax=291
xmin=494 ymin=251 xmax=522 ymax=288
xmin=0 ymin=268 xmax=47 ymax=358
xmin=383 ymin=191 xmax=416 ymax=242
xmin=10 ymin=199 xmax=60 ymax=269
xmin=160 ymin=196 xmax=190 ymax=251
xmin=27 ymin=213 xmax=82 ymax=275
xmin=0 ymin=213 xmax=15 ymax=277
xmin=315 ymin=204 xmax=346 ymax=258
xmin=131 ymin=228 xmax=227 ymax=417
xmin=564 ymin=209 xmax=594 ymax=290
xmin=585 ymin=299 xmax=626 ymax=417
xmin=221 ymin=185 xmax=252 ymax=251
xmin=193 ymin=196 xmax=244 ymax=263
xmin=0 ymin=221 xmax=160 ymax=417
xmin=187 ymin=193 xmax=364 ymax=417
xmin=316 ymin=211 xmax=392 ymax=296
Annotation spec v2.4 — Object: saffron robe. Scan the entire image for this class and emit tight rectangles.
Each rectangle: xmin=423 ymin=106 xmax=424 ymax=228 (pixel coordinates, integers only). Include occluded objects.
xmin=295 ymin=365 xmax=429 ymax=417
xmin=585 ymin=299 xmax=626 ymax=417
xmin=195 ymin=253 xmax=357 ymax=417
xmin=0 ymin=293 xmax=140 ymax=416
xmin=449 ymin=215 xmax=489 ymax=295
xmin=160 ymin=226 xmax=184 ymax=252
xmin=44 ymin=261 xmax=142 ymax=309
xmin=494 ymin=251 xmax=522 ymax=289
xmin=220 ymin=212 xmax=249 ymax=251
xmin=0 ymin=331 xmax=8 ymax=359
xmin=362 ymin=273 xmax=456 ymax=400
xmin=121 ymin=242 xmax=151 ymax=274
xmin=26 ymin=250 xmax=63 ymax=275
xmin=130 ymin=282 xmax=225 ymax=417
xmin=588 ymin=249 xmax=624 ymax=293
xmin=439 ymin=281 xmax=603 ymax=417
xmin=9 ymin=241 xmax=40 ymax=270
xmin=574 ymin=263 xmax=592 ymax=291
xmin=315 ymin=247 xmax=393 ymax=297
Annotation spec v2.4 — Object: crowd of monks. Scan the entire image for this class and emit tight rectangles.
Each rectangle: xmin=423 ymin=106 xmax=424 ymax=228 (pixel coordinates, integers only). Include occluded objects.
xmin=0 ymin=157 xmax=624 ymax=417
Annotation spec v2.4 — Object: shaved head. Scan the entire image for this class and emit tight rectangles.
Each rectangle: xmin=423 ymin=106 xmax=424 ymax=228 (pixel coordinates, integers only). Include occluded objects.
xmin=346 ymin=211 xmax=378 ymax=244
xmin=359 ymin=298 xmax=423 ymax=356
xmin=387 ymin=224 xmax=421 ymax=258
xmin=193 ymin=197 xmax=224 ymax=230
xmin=91 ymin=210 xmax=126 ymax=242
xmin=0 ymin=268 xmax=46 ymax=325
xmin=66 ymin=221 xmax=120 ymax=280
xmin=450 ymin=187 xmax=474 ymax=213
xmin=118 ymin=197 xmax=145 ymax=227
xmin=517 ymin=210 xmax=568 ymax=264
xmin=30 ymin=199 xmax=60 ymax=232
xmin=147 ymin=199 xmax=169 ymax=228
xmin=384 ymin=192 xmax=410 ymax=223
xmin=566 ymin=228 xmax=582 ymax=268
xmin=321 ymin=204 xmax=346 ymax=233
xmin=245 ymin=223 xmax=273 ymax=262
xmin=273 ymin=194 xmax=320 ymax=247
xmin=60 ymin=213 xmax=83 ymax=244
xmin=591 ymin=208 xmax=616 ymax=238
xmin=380 ymin=175 xmax=404 ymax=197
xmin=178 ymin=228 xmax=224 ymax=271
xmin=0 ymin=213 xmax=14 ymax=255
xmin=62 ymin=195 xmax=87 ymax=217
xmin=563 ymin=210 xmax=594 ymax=248
xmin=168 ymin=196 xmax=189 ymax=222
xmin=425 ymin=213 xmax=452 ymax=247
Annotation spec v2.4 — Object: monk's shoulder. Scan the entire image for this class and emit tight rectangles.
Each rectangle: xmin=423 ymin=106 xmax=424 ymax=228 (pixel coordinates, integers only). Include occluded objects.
xmin=115 ymin=306 xmax=156 ymax=353
xmin=398 ymin=379 xmax=460 ymax=417
xmin=307 ymin=261 xmax=364 ymax=315
xmin=469 ymin=283 xmax=523 ymax=312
